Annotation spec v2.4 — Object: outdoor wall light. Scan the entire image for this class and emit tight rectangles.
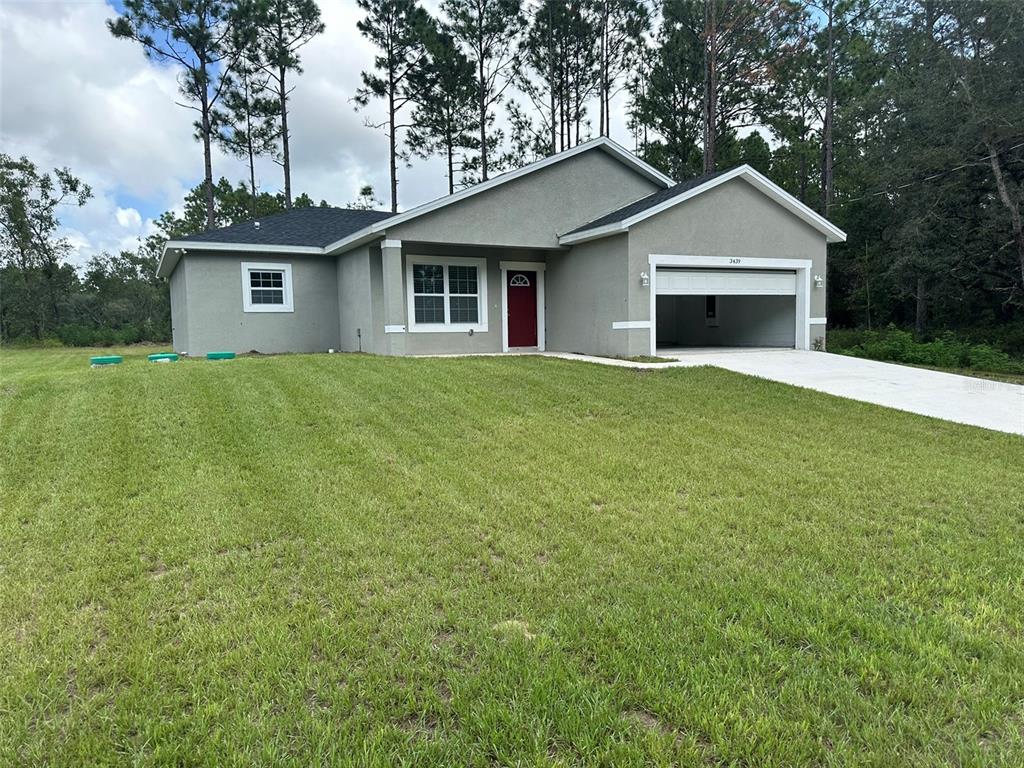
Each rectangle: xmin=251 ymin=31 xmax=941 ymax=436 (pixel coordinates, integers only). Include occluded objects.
xmin=640 ymin=271 xmax=650 ymax=287
xmin=814 ymin=274 xmax=824 ymax=288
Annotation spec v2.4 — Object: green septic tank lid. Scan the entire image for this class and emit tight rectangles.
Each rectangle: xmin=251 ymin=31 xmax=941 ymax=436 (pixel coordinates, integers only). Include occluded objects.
xmin=90 ymin=355 xmax=123 ymax=366
xmin=207 ymin=351 xmax=236 ymax=360
xmin=147 ymin=352 xmax=178 ymax=362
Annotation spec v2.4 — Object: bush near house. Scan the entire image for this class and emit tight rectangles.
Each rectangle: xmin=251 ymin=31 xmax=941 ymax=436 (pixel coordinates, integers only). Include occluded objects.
xmin=828 ymin=326 xmax=1024 ymax=376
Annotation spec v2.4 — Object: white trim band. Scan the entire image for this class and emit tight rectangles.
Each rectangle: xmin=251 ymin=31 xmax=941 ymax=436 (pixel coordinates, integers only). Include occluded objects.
xmin=611 ymin=320 xmax=652 ymax=330
xmin=499 ymin=260 xmax=547 ymax=272
xmin=809 ymin=317 xmax=827 ymax=324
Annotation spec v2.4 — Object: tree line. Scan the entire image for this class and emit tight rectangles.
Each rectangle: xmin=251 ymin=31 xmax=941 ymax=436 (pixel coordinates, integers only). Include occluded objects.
xmin=1 ymin=0 xmax=1023 ymax=352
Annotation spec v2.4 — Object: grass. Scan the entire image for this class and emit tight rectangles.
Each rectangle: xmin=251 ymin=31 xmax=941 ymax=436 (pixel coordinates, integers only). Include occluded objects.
xmin=1 ymin=346 xmax=1023 ymax=766
xmin=902 ymin=363 xmax=1024 ymax=386
xmin=615 ymin=355 xmax=677 ymax=364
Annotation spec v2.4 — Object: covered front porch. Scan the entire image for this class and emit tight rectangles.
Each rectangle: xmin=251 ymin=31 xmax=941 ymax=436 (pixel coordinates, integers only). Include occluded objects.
xmin=374 ymin=240 xmax=555 ymax=356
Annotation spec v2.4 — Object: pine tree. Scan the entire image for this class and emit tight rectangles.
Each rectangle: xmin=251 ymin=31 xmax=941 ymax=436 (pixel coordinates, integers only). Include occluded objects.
xmin=356 ymin=0 xmax=433 ymax=212
xmin=406 ymin=27 xmax=480 ymax=194
xmin=108 ymin=0 xmax=242 ymax=229
xmin=442 ymin=0 xmax=525 ymax=181
xmin=247 ymin=0 xmax=325 ymax=208
xmin=593 ymin=0 xmax=650 ymax=138
xmin=213 ymin=54 xmax=280 ymax=217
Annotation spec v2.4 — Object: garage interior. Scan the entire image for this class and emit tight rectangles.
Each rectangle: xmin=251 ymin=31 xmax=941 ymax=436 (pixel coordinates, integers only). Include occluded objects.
xmin=654 ymin=268 xmax=797 ymax=350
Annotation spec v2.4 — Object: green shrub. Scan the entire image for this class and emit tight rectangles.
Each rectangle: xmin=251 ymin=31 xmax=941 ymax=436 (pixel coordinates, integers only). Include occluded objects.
xmin=829 ymin=325 xmax=1024 ymax=375
xmin=966 ymin=344 xmax=1024 ymax=374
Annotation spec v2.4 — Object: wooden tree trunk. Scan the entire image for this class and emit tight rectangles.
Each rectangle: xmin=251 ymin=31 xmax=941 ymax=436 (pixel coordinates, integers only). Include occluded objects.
xmin=477 ymin=40 xmax=488 ymax=181
xmin=279 ymin=64 xmax=292 ymax=209
xmin=201 ymin=95 xmax=215 ymax=229
xmin=446 ymin=134 xmax=454 ymax=195
xmin=915 ymin=276 xmax=927 ymax=337
xmin=244 ymin=73 xmax=257 ymax=218
xmin=987 ymin=145 xmax=1024 ymax=297
xmin=821 ymin=1 xmax=835 ymax=215
xmin=702 ymin=0 xmax=717 ymax=174
xmin=388 ymin=82 xmax=398 ymax=213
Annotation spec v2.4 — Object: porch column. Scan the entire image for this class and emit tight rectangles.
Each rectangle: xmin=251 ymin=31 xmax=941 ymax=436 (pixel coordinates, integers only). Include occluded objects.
xmin=381 ymin=239 xmax=406 ymax=355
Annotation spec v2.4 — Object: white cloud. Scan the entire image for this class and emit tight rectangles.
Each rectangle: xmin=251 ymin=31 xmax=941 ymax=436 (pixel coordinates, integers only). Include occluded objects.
xmin=0 ymin=0 xmax=636 ymax=268
xmin=115 ymin=207 xmax=143 ymax=229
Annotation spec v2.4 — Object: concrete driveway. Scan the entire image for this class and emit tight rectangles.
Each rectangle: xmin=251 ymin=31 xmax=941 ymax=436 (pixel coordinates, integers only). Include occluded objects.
xmin=661 ymin=348 xmax=1024 ymax=436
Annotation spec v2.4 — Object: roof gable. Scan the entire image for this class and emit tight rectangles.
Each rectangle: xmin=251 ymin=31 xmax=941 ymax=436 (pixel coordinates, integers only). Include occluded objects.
xmin=559 ymin=165 xmax=847 ymax=245
xmin=318 ymin=137 xmax=675 ymax=254
xmin=157 ymin=138 xmax=676 ymax=277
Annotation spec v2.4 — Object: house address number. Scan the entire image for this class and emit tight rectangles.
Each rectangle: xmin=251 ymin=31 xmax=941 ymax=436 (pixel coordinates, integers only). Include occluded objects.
xmin=729 ymin=258 xmax=742 ymax=264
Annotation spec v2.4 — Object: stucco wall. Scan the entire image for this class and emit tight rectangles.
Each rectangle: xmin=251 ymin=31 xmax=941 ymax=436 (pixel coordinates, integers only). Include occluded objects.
xmin=389 ymin=243 xmax=546 ymax=355
xmin=336 ymin=244 xmax=378 ymax=353
xmin=626 ymin=178 xmax=829 ymax=332
xmin=173 ymin=252 xmax=340 ymax=355
xmin=656 ymin=295 xmax=796 ymax=347
xmin=546 ymin=234 xmax=630 ymax=357
xmin=169 ymin=261 xmax=189 ymax=354
xmin=385 ymin=149 xmax=661 ymax=248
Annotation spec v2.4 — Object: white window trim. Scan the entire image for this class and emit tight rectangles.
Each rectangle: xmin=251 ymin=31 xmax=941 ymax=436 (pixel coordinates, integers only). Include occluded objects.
xmin=241 ymin=261 xmax=294 ymax=313
xmin=405 ymin=255 xmax=489 ymax=334
xmin=499 ymin=261 xmax=546 ymax=352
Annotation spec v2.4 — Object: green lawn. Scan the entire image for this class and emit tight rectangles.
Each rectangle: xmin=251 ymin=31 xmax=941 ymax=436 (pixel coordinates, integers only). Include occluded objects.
xmin=2 ymin=346 xmax=1023 ymax=766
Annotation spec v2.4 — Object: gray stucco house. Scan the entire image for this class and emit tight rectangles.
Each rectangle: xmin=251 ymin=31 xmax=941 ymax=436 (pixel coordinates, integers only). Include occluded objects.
xmin=158 ymin=138 xmax=846 ymax=358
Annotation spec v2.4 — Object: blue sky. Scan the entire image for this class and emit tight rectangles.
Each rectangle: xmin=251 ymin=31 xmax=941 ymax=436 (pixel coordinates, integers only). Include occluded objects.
xmin=0 ymin=0 xmax=638 ymax=267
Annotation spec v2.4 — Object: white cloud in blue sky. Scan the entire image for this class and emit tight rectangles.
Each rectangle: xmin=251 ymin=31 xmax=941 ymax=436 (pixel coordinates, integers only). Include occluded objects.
xmin=1 ymin=0 xmax=636 ymax=267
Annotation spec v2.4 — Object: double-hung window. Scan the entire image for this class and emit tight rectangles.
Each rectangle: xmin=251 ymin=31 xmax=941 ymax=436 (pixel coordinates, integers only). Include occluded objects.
xmin=407 ymin=256 xmax=488 ymax=332
xmin=241 ymin=262 xmax=294 ymax=313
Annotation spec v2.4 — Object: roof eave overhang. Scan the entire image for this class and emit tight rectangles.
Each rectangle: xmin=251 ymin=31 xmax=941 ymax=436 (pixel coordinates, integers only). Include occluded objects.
xmin=557 ymin=166 xmax=848 ymax=247
xmin=156 ymin=239 xmax=329 ymax=278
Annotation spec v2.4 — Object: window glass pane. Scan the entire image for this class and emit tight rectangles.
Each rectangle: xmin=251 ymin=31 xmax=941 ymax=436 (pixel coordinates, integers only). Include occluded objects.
xmin=414 ymin=295 xmax=444 ymax=323
xmin=448 ymin=265 xmax=477 ymax=295
xmin=250 ymin=271 xmax=284 ymax=288
xmin=251 ymin=289 xmax=284 ymax=304
xmin=413 ymin=264 xmax=443 ymax=294
xmin=449 ymin=295 xmax=479 ymax=323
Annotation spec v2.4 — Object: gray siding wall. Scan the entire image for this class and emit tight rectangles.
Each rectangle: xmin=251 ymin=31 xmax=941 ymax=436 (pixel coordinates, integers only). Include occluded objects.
xmin=386 ymin=150 xmax=661 ymax=248
xmin=626 ymin=178 xmax=829 ymax=349
xmin=546 ymin=235 xmax=631 ymax=357
xmin=174 ymin=252 xmax=340 ymax=355
xmin=656 ymin=295 xmax=796 ymax=347
xmin=169 ymin=261 xmax=189 ymax=354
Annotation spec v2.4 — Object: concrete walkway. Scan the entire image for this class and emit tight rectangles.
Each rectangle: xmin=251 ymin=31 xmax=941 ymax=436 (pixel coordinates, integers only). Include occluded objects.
xmin=658 ymin=348 xmax=1024 ymax=436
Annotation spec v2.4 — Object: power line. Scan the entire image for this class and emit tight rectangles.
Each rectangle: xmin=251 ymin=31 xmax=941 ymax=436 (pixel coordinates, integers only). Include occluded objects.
xmin=833 ymin=140 xmax=1024 ymax=206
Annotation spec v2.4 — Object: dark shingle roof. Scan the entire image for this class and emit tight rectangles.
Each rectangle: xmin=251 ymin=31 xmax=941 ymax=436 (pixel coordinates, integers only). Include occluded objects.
xmin=180 ymin=207 xmax=395 ymax=248
xmin=564 ymin=169 xmax=729 ymax=235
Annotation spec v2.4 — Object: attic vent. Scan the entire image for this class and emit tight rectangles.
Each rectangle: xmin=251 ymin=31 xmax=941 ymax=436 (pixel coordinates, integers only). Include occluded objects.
xmin=254 ymin=221 xmax=261 ymax=230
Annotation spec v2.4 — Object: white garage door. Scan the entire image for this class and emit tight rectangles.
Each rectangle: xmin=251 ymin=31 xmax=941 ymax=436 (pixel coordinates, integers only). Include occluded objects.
xmin=656 ymin=269 xmax=796 ymax=296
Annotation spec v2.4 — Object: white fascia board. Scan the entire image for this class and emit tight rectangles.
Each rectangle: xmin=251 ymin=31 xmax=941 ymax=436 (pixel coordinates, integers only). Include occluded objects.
xmin=557 ymin=221 xmax=629 ymax=245
xmin=165 ymin=239 xmax=324 ymax=255
xmin=559 ymin=165 xmax=848 ymax=246
xmin=322 ymin=138 xmax=674 ymax=255
xmin=158 ymin=239 xmax=325 ymax=277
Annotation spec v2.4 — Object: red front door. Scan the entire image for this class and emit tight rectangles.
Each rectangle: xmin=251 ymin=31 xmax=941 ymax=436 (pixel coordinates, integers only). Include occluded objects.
xmin=507 ymin=270 xmax=538 ymax=347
